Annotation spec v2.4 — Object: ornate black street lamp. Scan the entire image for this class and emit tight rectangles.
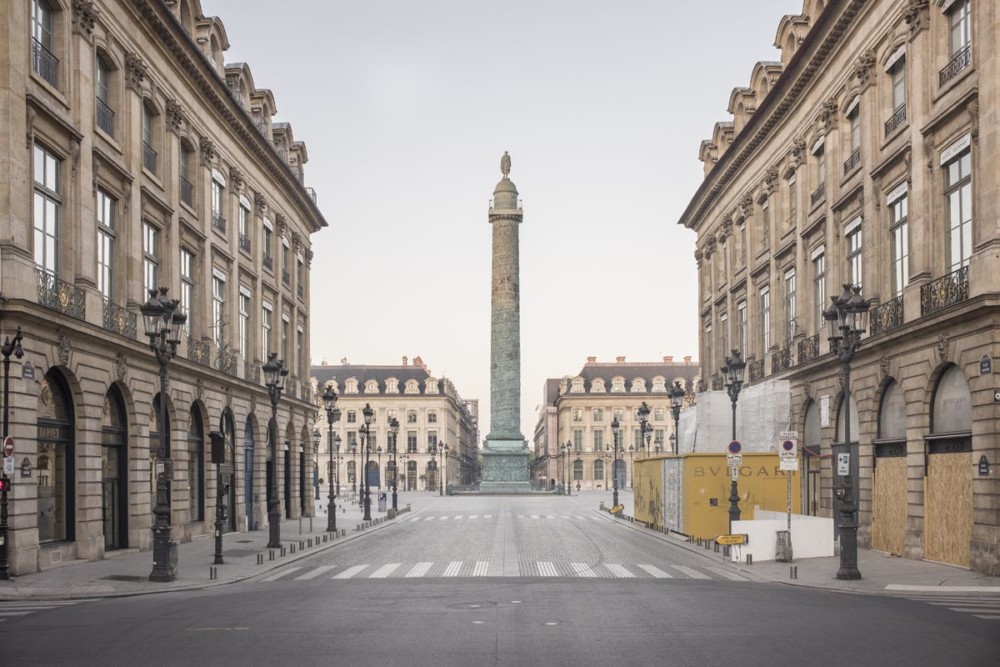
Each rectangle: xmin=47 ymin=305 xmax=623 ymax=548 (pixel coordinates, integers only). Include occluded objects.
xmin=140 ymin=287 xmax=186 ymax=582
xmin=321 ymin=384 xmax=341 ymax=533
xmin=628 ymin=445 xmax=634 ymax=489
xmin=825 ymin=283 xmax=870 ymax=581
xmin=262 ymin=352 xmax=288 ymax=549
xmin=722 ymin=350 xmax=747 ymax=535
xmin=0 ymin=326 xmax=24 ymax=580
xmin=360 ymin=403 xmax=374 ymax=521
xmin=209 ymin=430 xmax=226 ymax=565
xmin=312 ymin=429 xmax=322 ymax=501
xmin=668 ymin=380 xmax=685 ymax=454
xmin=333 ymin=434 xmax=342 ymax=497
xmin=438 ymin=443 xmax=449 ymax=496
xmin=388 ymin=417 xmax=399 ymax=510
xmin=563 ymin=442 xmax=572 ymax=496
xmin=611 ymin=416 xmax=624 ymax=507
xmin=351 ymin=440 xmax=358 ymax=496
xmin=400 ymin=452 xmax=410 ymax=492
xmin=376 ymin=446 xmax=383 ymax=491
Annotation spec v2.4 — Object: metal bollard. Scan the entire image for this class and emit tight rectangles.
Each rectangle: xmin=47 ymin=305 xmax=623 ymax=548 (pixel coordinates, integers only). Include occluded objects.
xmin=714 ymin=543 xmax=720 ymax=553
xmin=298 ymin=518 xmax=302 ymax=535
xmin=209 ymin=566 xmax=216 ymax=580
xmin=280 ymin=547 xmax=287 ymax=557
xmin=257 ymin=553 xmax=264 ymax=565
xmin=269 ymin=550 xmax=275 ymax=561
xmin=790 ymin=566 xmax=798 ymax=579
xmin=746 ymin=554 xmax=753 ymax=565
xmin=290 ymin=544 xmax=296 ymax=554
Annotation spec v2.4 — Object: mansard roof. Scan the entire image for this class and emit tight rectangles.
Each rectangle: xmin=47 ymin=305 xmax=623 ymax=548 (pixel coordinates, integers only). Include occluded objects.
xmin=311 ymin=364 xmax=439 ymax=396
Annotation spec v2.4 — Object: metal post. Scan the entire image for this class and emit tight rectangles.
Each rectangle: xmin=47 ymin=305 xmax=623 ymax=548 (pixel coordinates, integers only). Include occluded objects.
xmin=362 ymin=427 xmax=371 ymax=521
xmin=327 ymin=419 xmax=337 ymax=533
xmin=438 ymin=447 xmax=443 ymax=496
xmin=150 ymin=360 xmax=175 ymax=581
xmin=0 ymin=327 xmax=24 ymax=580
xmin=391 ymin=427 xmax=398 ymax=511
xmin=214 ymin=461 xmax=224 ymax=565
xmin=352 ymin=445 xmax=357 ymax=495
xmin=728 ymin=396 xmax=740 ymax=535
xmin=267 ymin=397 xmax=282 ymax=549
xmin=836 ymin=359 xmax=861 ymax=580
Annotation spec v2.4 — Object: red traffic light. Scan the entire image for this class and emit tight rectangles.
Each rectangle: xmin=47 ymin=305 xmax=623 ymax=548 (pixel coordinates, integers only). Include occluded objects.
xmin=0 ymin=478 xmax=9 ymax=493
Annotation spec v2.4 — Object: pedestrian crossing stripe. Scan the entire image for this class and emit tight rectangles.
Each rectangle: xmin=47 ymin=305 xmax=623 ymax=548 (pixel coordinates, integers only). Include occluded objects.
xmin=0 ymin=599 xmax=93 ymax=623
xmin=891 ymin=594 xmax=1000 ymax=622
xmin=259 ymin=561 xmax=753 ymax=582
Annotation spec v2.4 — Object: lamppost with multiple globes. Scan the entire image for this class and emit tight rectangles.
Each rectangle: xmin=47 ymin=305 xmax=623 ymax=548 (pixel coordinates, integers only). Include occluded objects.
xmin=825 ymin=283 xmax=871 ymax=581
xmin=359 ymin=403 xmax=374 ymax=521
xmin=610 ymin=417 xmax=623 ymax=507
xmin=376 ymin=446 xmax=383 ymax=490
xmin=0 ymin=326 xmax=24 ymax=581
xmin=438 ymin=443 xmax=449 ymax=496
xmin=668 ymin=380 xmax=685 ymax=454
xmin=312 ymin=429 xmax=321 ymax=500
xmin=563 ymin=442 xmax=572 ymax=495
xmin=262 ymin=352 xmax=288 ymax=549
xmin=627 ymin=445 xmax=634 ymax=489
xmin=333 ymin=434 xmax=342 ymax=497
xmin=722 ymin=349 xmax=747 ymax=535
xmin=140 ymin=288 xmax=186 ymax=582
xmin=321 ymin=384 xmax=341 ymax=533
xmin=388 ymin=417 xmax=400 ymax=510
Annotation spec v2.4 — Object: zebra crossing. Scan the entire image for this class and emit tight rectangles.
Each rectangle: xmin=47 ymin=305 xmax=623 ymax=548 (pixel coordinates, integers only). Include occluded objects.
xmin=407 ymin=514 xmax=615 ymax=522
xmin=893 ymin=593 xmax=1000 ymax=621
xmin=258 ymin=560 xmax=753 ymax=582
xmin=0 ymin=599 xmax=93 ymax=623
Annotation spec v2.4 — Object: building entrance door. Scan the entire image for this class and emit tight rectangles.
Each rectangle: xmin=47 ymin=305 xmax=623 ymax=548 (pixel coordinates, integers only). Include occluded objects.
xmin=871 ymin=443 xmax=906 ymax=556
xmin=925 ymin=440 xmax=972 ymax=567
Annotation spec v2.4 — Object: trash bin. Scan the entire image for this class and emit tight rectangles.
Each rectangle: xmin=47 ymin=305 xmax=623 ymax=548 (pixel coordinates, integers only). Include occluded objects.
xmin=378 ymin=492 xmax=387 ymax=513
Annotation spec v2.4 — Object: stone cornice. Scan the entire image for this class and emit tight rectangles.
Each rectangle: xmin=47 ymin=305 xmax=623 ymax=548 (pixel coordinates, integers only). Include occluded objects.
xmin=677 ymin=0 xmax=866 ymax=231
xmin=129 ymin=0 xmax=327 ymax=233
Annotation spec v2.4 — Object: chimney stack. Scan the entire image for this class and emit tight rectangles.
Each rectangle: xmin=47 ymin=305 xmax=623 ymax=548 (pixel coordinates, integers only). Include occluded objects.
xmin=402 ymin=356 xmax=408 ymax=366
xmin=663 ymin=356 xmax=673 ymax=363
xmin=684 ymin=356 xmax=692 ymax=364
xmin=616 ymin=356 xmax=626 ymax=363
xmin=340 ymin=357 xmax=348 ymax=365
xmin=586 ymin=356 xmax=597 ymax=364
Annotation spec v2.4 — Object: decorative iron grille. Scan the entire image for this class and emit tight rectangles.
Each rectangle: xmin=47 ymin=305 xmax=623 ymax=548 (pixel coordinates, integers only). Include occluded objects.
xmin=37 ymin=271 xmax=86 ymax=320
xmin=772 ymin=346 xmax=792 ymax=374
xmin=212 ymin=213 xmax=226 ymax=234
xmin=920 ymin=266 xmax=968 ymax=316
xmin=748 ymin=359 xmax=764 ymax=384
xmin=102 ymin=298 xmax=137 ymax=340
xmin=870 ymin=295 xmax=904 ymax=335
xmin=710 ymin=374 xmax=723 ymax=391
xmin=797 ymin=334 xmax=820 ymax=365
xmin=810 ymin=183 xmax=826 ymax=207
xmin=32 ymin=39 xmax=58 ymax=87
xmin=216 ymin=347 xmax=239 ymax=377
xmin=843 ymin=149 xmax=861 ymax=174
xmin=263 ymin=254 xmax=274 ymax=271
xmin=96 ymin=98 xmax=115 ymax=137
xmin=884 ymin=104 xmax=906 ymax=136
xmin=244 ymin=359 xmax=261 ymax=384
xmin=142 ymin=142 xmax=157 ymax=173
xmin=180 ymin=176 xmax=194 ymax=206
xmin=188 ymin=337 xmax=212 ymax=367
xmin=939 ymin=45 xmax=971 ymax=86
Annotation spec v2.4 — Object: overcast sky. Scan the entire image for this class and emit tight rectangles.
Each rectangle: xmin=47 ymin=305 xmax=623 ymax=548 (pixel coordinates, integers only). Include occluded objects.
xmin=205 ymin=0 xmax=801 ymax=438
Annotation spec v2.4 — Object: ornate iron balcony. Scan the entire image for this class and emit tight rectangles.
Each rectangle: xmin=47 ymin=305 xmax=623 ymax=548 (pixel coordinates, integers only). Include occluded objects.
xmin=772 ymin=346 xmax=792 ymax=374
xmin=239 ymin=233 xmax=252 ymax=253
xmin=920 ymin=266 xmax=969 ymax=316
xmin=287 ymin=375 xmax=299 ymax=400
xmin=102 ymin=298 xmax=137 ymax=340
xmin=810 ymin=183 xmax=825 ymax=207
xmin=939 ymin=45 xmax=971 ymax=86
xmin=244 ymin=359 xmax=261 ymax=384
xmin=797 ymin=334 xmax=819 ymax=365
xmin=212 ymin=213 xmax=226 ymax=234
xmin=710 ymin=374 xmax=723 ymax=391
xmin=142 ymin=142 xmax=157 ymax=173
xmin=188 ymin=337 xmax=212 ymax=367
xmin=843 ymin=149 xmax=861 ymax=174
xmin=37 ymin=270 xmax=85 ymax=320
xmin=884 ymin=104 xmax=907 ymax=136
xmin=32 ymin=39 xmax=58 ymax=87
xmin=180 ymin=176 xmax=194 ymax=206
xmin=870 ymin=295 xmax=904 ymax=335
xmin=263 ymin=253 xmax=274 ymax=271
xmin=96 ymin=98 xmax=115 ymax=137
xmin=215 ymin=346 xmax=239 ymax=377
xmin=748 ymin=359 xmax=764 ymax=384
xmin=305 ymin=187 xmax=317 ymax=203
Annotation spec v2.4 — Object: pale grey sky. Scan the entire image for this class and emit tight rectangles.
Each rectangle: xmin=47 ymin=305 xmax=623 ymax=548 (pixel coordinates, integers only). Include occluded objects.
xmin=205 ymin=0 xmax=800 ymax=438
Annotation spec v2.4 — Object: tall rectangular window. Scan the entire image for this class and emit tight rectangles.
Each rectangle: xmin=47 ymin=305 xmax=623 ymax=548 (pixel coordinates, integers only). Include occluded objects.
xmin=849 ymin=108 xmax=861 ymax=154
xmin=759 ymin=286 xmax=770 ymax=353
xmin=142 ymin=222 xmax=158 ymax=296
xmin=784 ymin=269 xmax=796 ymax=344
xmin=704 ymin=320 xmax=713 ymax=373
xmin=263 ymin=221 xmax=274 ymax=269
xmin=889 ymin=193 xmax=909 ymax=297
xmin=211 ymin=180 xmax=224 ymax=229
xmin=737 ymin=300 xmax=747 ymax=357
xmin=593 ymin=429 xmax=603 ymax=452
xmin=296 ymin=325 xmax=305 ymax=375
xmin=212 ymin=273 xmax=226 ymax=347
xmin=96 ymin=188 xmax=115 ymax=299
xmin=96 ymin=56 xmax=114 ymax=136
xmin=281 ymin=315 xmax=290 ymax=362
xmin=787 ymin=173 xmax=797 ymax=228
xmin=816 ymin=146 xmax=826 ymax=188
xmin=238 ymin=203 xmax=251 ymax=251
xmin=813 ymin=252 xmax=826 ymax=331
xmin=33 ymin=143 xmax=60 ymax=276
xmin=847 ymin=225 xmax=863 ymax=288
xmin=180 ymin=248 xmax=194 ymax=334
xmin=282 ymin=239 xmax=291 ymax=286
xmin=239 ymin=289 xmax=251 ymax=358
xmin=760 ymin=199 xmax=770 ymax=248
xmin=739 ymin=224 xmax=747 ymax=266
xmin=573 ymin=430 xmax=583 ymax=451
xmin=720 ymin=311 xmax=729 ymax=358
xmin=261 ymin=303 xmax=272 ymax=359
xmin=31 ymin=0 xmax=57 ymax=86
xmin=142 ymin=105 xmax=156 ymax=173
xmin=949 ymin=0 xmax=971 ymax=56
xmin=891 ymin=61 xmax=906 ymax=112
xmin=945 ymin=150 xmax=972 ymax=272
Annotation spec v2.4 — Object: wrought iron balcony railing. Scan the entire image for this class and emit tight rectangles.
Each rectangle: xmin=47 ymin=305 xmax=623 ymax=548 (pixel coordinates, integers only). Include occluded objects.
xmin=748 ymin=359 xmax=764 ymax=384
xmin=142 ymin=142 xmax=157 ymax=173
xmin=772 ymin=346 xmax=792 ymax=374
xmin=215 ymin=346 xmax=239 ymax=377
xmin=263 ymin=253 xmax=274 ymax=271
xmin=102 ymin=298 xmax=137 ymax=340
xmin=810 ymin=183 xmax=825 ymax=207
xmin=870 ymin=295 xmax=903 ymax=335
xmin=797 ymin=334 xmax=820 ymax=365
xmin=843 ymin=149 xmax=861 ymax=174
xmin=188 ymin=337 xmax=212 ymax=367
xmin=96 ymin=98 xmax=115 ymax=137
xmin=212 ymin=213 xmax=226 ymax=234
xmin=244 ymin=359 xmax=261 ymax=384
xmin=305 ymin=187 xmax=317 ymax=203
xmin=939 ymin=45 xmax=971 ymax=86
xmin=710 ymin=374 xmax=723 ymax=391
xmin=37 ymin=270 xmax=86 ymax=320
xmin=884 ymin=104 xmax=906 ymax=137
xmin=32 ymin=39 xmax=59 ymax=87
xmin=180 ymin=176 xmax=194 ymax=206
xmin=239 ymin=233 xmax=252 ymax=253
xmin=920 ymin=265 xmax=969 ymax=316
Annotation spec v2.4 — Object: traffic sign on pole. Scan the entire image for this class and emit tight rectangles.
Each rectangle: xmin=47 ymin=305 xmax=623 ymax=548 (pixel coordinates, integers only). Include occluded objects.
xmin=779 ymin=438 xmax=798 ymax=472
xmin=2 ymin=437 xmax=13 ymax=458
xmin=727 ymin=440 xmax=742 ymax=454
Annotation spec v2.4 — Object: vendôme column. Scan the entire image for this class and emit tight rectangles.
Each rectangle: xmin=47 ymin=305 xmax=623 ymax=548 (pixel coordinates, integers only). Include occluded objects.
xmin=480 ymin=151 xmax=531 ymax=492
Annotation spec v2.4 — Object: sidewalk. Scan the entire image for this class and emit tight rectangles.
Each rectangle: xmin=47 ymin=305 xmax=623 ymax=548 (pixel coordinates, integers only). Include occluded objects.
xmin=0 ymin=493 xmax=407 ymax=601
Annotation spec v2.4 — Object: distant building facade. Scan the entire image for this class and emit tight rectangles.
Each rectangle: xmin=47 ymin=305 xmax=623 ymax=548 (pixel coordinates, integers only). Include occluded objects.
xmin=532 ymin=356 xmax=699 ymax=491
xmin=0 ymin=0 xmax=325 ymax=575
xmin=311 ymin=358 xmax=479 ymax=494
xmin=680 ymin=0 xmax=999 ymax=574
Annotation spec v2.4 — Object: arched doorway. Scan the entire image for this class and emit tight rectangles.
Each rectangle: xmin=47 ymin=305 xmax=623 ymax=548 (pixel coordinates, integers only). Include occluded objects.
xmin=406 ymin=460 xmax=417 ymax=491
xmin=872 ymin=381 xmax=907 ymax=555
xmin=925 ymin=365 xmax=973 ymax=567
xmin=101 ymin=387 xmax=128 ymax=550
xmin=366 ymin=459 xmax=380 ymax=489
xmin=221 ymin=408 xmax=237 ymax=531
xmin=802 ymin=401 xmax=821 ymax=516
xmin=37 ymin=370 xmax=75 ymax=543
xmin=244 ymin=417 xmax=256 ymax=530
xmin=188 ymin=406 xmax=205 ymax=523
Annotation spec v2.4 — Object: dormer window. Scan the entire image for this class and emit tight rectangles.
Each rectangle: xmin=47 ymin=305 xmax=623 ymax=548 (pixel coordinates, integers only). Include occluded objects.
xmin=630 ymin=378 xmax=646 ymax=393
xmin=364 ymin=379 xmax=379 ymax=394
xmin=571 ymin=378 xmax=584 ymax=393
xmin=591 ymin=378 xmax=606 ymax=393
xmin=385 ymin=377 xmax=399 ymax=394
xmin=611 ymin=377 xmax=625 ymax=393
xmin=405 ymin=379 xmax=419 ymax=394
xmin=345 ymin=378 xmax=359 ymax=394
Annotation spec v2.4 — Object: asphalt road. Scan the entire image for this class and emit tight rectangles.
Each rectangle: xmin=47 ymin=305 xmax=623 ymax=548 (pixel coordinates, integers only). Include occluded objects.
xmin=1 ymin=494 xmax=997 ymax=666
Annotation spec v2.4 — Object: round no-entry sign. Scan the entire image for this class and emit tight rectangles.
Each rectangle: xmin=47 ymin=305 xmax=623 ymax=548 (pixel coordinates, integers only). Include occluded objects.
xmin=3 ymin=436 xmax=13 ymax=458
xmin=782 ymin=440 xmax=795 ymax=452
xmin=728 ymin=440 xmax=742 ymax=454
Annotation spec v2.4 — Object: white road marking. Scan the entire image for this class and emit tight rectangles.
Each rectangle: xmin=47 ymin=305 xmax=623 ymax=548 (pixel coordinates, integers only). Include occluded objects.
xmin=605 ymin=564 xmax=634 ymax=578
xmin=537 ymin=561 xmax=557 ymax=577
xmin=546 ymin=515 xmax=555 ymax=519
xmin=406 ymin=562 xmax=433 ymax=578
xmin=473 ymin=561 xmax=489 ymax=577
xmin=454 ymin=515 xmax=463 ymax=519
xmin=469 ymin=515 xmax=478 ymax=519
xmin=333 ymin=564 xmax=368 ymax=579
xmin=531 ymin=515 xmax=539 ymax=519
xmin=706 ymin=566 xmax=749 ymax=581
xmin=443 ymin=561 xmax=462 ymax=577
xmin=294 ymin=566 xmax=335 ymax=580
xmin=261 ymin=567 xmax=302 ymax=582
xmin=973 ymin=614 xmax=1000 ymax=620
xmin=885 ymin=585 xmax=1000 ymax=592
xmin=637 ymin=564 xmax=672 ymax=578
xmin=572 ymin=562 xmax=598 ymax=578
xmin=672 ymin=565 xmax=711 ymax=580
xmin=484 ymin=514 xmax=492 ymax=519
xmin=369 ymin=563 xmax=401 ymax=578
xmin=0 ymin=611 xmax=33 ymax=617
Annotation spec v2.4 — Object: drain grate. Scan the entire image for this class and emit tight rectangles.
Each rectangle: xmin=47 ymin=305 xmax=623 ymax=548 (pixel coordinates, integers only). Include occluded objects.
xmin=101 ymin=575 xmax=147 ymax=582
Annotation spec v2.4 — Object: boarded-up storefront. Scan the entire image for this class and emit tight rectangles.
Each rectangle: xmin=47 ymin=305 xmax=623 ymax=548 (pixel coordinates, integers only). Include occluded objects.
xmin=872 ymin=382 xmax=907 ymax=555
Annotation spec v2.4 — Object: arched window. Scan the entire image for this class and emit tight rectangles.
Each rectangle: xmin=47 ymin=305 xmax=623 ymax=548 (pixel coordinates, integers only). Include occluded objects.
xmin=101 ymin=386 xmax=128 ymax=550
xmin=802 ymin=401 xmax=821 ymax=516
xmin=931 ymin=366 xmax=972 ymax=435
xmin=878 ymin=382 xmax=906 ymax=441
xmin=611 ymin=377 xmax=625 ymax=393
xmin=37 ymin=369 xmax=75 ymax=542
xmin=571 ymin=378 xmax=584 ymax=393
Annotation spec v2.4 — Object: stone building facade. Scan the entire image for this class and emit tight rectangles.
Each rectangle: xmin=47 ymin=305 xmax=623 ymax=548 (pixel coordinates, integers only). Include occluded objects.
xmin=680 ymin=0 xmax=998 ymax=574
xmin=533 ymin=356 xmax=699 ymax=491
xmin=0 ymin=0 xmax=324 ymax=574
xmin=311 ymin=358 xmax=479 ymax=495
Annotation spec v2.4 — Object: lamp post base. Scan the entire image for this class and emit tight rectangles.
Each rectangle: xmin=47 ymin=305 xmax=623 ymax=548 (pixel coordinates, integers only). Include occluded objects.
xmin=267 ymin=507 xmax=282 ymax=549
xmin=327 ymin=494 xmax=337 ymax=533
xmin=149 ymin=525 xmax=177 ymax=582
